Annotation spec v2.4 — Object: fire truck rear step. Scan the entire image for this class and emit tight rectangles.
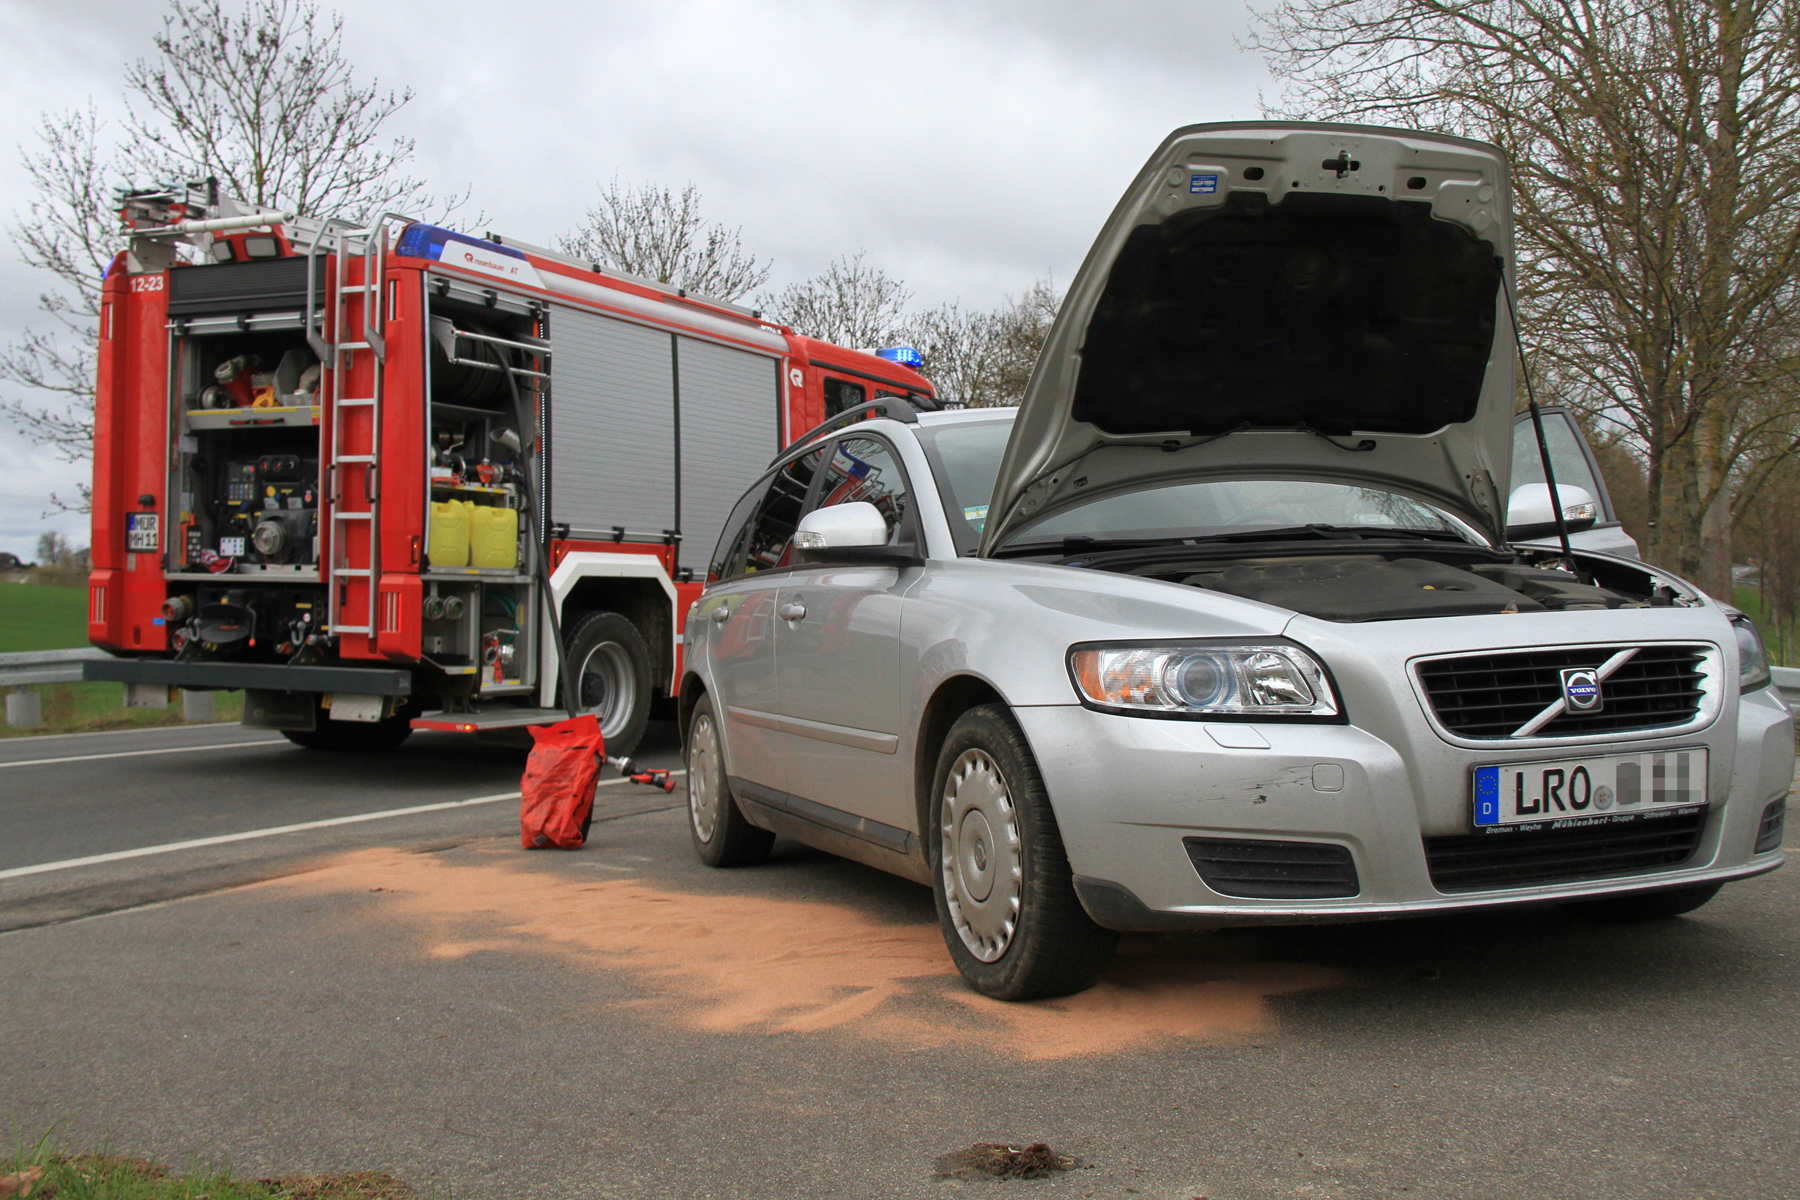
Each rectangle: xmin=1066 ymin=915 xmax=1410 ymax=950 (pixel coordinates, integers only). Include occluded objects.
xmin=411 ymin=707 xmax=571 ymax=733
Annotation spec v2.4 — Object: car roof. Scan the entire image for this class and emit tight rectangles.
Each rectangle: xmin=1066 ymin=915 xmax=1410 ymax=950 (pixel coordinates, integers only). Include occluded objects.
xmin=914 ymin=405 xmax=1016 ymax=428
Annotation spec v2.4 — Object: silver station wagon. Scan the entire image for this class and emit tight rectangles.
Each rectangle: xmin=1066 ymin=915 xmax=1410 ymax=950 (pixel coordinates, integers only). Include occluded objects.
xmin=678 ymin=123 xmax=1795 ymax=1000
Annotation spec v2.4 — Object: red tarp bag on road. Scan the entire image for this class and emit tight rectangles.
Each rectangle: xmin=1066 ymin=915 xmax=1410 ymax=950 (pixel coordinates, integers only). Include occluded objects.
xmin=520 ymin=713 xmax=604 ymax=849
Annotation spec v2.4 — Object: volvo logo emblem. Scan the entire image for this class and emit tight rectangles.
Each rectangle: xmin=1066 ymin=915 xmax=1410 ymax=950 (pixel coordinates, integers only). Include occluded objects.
xmin=1561 ymin=667 xmax=1603 ymax=713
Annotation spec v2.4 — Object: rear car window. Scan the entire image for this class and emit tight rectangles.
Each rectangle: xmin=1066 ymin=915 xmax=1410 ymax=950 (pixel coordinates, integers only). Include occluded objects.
xmin=742 ymin=448 xmax=823 ymax=574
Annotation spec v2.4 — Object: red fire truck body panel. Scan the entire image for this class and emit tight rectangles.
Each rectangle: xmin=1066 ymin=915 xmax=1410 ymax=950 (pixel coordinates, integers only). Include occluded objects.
xmin=86 ymin=185 xmax=933 ymax=753
xmin=90 ymin=256 xmax=179 ymax=653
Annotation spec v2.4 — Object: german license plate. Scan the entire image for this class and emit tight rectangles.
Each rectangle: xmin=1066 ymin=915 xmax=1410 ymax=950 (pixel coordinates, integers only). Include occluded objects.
xmin=125 ymin=512 xmax=159 ymax=551
xmin=1473 ymin=748 xmax=1707 ymax=830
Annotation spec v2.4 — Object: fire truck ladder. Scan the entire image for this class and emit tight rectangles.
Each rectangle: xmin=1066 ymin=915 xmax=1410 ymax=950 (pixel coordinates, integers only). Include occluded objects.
xmin=306 ymin=214 xmax=410 ymax=640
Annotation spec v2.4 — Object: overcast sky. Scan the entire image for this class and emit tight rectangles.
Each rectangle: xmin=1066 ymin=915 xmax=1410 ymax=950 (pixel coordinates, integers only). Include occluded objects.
xmin=0 ymin=0 xmax=1272 ymax=560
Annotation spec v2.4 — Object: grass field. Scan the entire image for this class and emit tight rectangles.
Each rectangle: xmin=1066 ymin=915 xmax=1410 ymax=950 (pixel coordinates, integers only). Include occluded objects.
xmin=0 ymin=577 xmax=242 ymax=737
xmin=0 ymin=576 xmax=90 ymax=653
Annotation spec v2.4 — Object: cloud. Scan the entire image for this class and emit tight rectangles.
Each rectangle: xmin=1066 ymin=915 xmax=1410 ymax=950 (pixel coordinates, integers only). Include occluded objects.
xmin=0 ymin=437 xmax=88 ymax=558
xmin=0 ymin=0 xmax=1271 ymax=536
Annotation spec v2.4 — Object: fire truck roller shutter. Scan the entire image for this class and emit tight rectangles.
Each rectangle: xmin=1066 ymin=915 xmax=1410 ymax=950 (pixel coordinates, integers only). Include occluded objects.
xmin=546 ymin=306 xmax=676 ymax=537
xmin=675 ymin=337 xmax=781 ymax=576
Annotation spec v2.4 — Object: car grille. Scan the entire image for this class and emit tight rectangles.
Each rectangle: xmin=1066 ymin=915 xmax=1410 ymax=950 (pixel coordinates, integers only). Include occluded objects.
xmin=1184 ymin=836 xmax=1360 ymax=899
xmin=1423 ymin=808 xmax=1706 ymax=892
xmin=1416 ymin=645 xmax=1709 ymax=739
xmin=1755 ymin=797 xmax=1786 ymax=854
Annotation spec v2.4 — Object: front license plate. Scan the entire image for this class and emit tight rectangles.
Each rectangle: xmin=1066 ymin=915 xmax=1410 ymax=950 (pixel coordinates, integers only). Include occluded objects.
xmin=1473 ymin=748 xmax=1707 ymax=830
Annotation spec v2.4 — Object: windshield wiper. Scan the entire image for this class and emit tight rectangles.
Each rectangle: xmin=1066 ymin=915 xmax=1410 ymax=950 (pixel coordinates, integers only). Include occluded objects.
xmin=1192 ymin=523 xmax=1466 ymax=545
xmin=995 ymin=525 xmax=1466 ymax=561
xmin=990 ymin=534 xmax=1193 ymax=559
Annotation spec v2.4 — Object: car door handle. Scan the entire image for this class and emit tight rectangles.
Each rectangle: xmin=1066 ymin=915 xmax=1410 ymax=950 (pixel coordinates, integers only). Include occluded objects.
xmin=710 ymin=606 xmax=730 ymax=624
xmin=777 ymin=601 xmax=807 ymax=621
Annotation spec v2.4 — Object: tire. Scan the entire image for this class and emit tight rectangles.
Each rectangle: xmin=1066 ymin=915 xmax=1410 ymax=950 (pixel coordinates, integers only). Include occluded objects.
xmin=564 ymin=610 xmax=653 ymax=758
xmin=1563 ymin=881 xmax=1724 ymax=922
xmin=684 ymin=693 xmax=774 ymax=867
xmin=930 ymin=703 xmax=1117 ymax=1000
xmin=281 ymin=703 xmax=413 ymax=752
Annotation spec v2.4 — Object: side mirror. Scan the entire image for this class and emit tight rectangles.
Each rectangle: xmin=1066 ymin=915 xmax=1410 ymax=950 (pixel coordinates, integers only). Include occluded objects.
xmin=1507 ymin=483 xmax=1598 ymax=540
xmin=794 ymin=501 xmax=923 ymax=564
xmin=795 ymin=502 xmax=890 ymax=551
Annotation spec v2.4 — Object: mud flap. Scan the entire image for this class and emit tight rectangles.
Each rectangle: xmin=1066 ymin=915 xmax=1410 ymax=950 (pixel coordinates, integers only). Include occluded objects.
xmin=242 ymin=688 xmax=318 ymax=731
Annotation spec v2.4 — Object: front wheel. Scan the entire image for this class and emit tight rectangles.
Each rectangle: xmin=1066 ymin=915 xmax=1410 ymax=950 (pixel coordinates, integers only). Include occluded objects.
xmin=564 ymin=610 xmax=653 ymax=758
xmin=930 ymin=703 xmax=1117 ymax=1000
xmin=685 ymin=693 xmax=773 ymax=867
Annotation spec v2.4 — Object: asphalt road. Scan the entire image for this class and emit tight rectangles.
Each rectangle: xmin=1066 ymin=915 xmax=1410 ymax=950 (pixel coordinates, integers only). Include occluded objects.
xmin=1 ymin=720 xmax=1796 ymax=1199
xmin=0 ymin=720 xmax=684 ymax=931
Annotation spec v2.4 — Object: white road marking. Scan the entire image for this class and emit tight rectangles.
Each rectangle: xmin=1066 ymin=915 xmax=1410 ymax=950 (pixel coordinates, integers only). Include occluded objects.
xmin=0 ymin=772 xmax=685 ymax=881
xmin=0 ymin=739 xmax=288 ymax=770
xmin=0 ymin=720 xmax=239 ymax=745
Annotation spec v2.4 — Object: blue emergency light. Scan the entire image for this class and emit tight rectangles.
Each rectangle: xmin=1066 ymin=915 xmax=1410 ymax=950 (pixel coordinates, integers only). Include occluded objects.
xmin=875 ymin=345 xmax=924 ymax=370
xmin=394 ymin=223 xmax=526 ymax=263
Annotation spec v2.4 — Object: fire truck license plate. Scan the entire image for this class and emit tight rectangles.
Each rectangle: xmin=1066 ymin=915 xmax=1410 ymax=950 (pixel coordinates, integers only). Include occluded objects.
xmin=125 ymin=512 xmax=159 ymax=551
xmin=1473 ymin=749 xmax=1707 ymax=829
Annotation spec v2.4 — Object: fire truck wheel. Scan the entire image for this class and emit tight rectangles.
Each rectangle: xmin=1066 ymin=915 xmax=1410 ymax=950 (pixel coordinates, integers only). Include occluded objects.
xmin=566 ymin=610 xmax=653 ymax=758
xmin=685 ymin=693 xmax=774 ymax=867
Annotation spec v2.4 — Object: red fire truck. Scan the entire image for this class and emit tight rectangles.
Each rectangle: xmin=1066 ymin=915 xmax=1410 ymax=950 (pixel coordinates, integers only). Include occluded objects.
xmin=84 ymin=181 xmax=935 ymax=754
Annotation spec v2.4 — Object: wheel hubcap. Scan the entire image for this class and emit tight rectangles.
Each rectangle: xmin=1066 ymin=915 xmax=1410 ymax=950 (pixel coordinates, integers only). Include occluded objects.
xmin=578 ymin=640 xmax=637 ymax=740
xmin=940 ymin=748 xmax=1021 ymax=963
xmin=688 ymin=712 xmax=722 ymax=843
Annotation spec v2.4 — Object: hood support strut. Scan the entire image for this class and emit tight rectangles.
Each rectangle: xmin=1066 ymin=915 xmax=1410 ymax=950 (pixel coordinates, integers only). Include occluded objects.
xmin=1500 ymin=267 xmax=1584 ymax=579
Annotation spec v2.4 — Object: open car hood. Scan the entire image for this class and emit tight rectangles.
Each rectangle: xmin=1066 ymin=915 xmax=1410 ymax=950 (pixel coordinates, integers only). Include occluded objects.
xmin=981 ymin=122 xmax=1518 ymax=554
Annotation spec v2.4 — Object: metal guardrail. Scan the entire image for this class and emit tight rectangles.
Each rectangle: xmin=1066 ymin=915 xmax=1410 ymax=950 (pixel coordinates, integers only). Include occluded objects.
xmin=1774 ymin=665 xmax=1800 ymax=711
xmin=0 ymin=647 xmax=109 ymax=688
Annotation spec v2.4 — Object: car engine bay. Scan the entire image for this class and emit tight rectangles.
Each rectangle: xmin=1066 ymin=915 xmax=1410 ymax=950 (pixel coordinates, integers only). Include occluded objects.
xmin=1067 ymin=541 xmax=1693 ymax=622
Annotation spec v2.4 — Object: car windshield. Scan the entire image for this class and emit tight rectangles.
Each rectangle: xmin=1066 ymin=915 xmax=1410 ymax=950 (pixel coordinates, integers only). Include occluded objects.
xmin=917 ymin=415 xmax=1466 ymax=555
xmin=915 ymin=419 xmax=1013 ymax=554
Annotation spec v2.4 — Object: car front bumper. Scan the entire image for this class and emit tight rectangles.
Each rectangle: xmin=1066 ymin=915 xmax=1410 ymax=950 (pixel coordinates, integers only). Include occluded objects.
xmin=1013 ymin=688 xmax=1794 ymax=930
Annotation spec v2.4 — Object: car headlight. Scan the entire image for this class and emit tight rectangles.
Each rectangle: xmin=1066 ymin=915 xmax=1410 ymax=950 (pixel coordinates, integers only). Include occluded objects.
xmin=1731 ymin=615 xmax=1772 ymax=692
xmin=1068 ymin=640 xmax=1341 ymax=720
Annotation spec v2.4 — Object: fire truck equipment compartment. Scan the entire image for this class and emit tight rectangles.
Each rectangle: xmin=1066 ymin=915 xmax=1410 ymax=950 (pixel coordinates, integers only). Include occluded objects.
xmin=545 ymin=306 xmax=784 ymax=571
xmin=521 ymin=713 xmax=605 ymax=849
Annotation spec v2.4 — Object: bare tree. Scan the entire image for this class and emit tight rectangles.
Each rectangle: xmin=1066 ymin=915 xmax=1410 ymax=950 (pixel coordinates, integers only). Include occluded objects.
xmin=1249 ymin=0 xmax=1800 ymax=596
xmin=902 ymin=277 xmax=1061 ymax=407
xmin=35 ymin=531 xmax=88 ymax=571
xmin=903 ymin=303 xmax=1004 ymax=407
xmin=123 ymin=0 xmax=438 ymax=221
xmin=556 ymin=177 xmax=770 ymax=302
xmin=0 ymin=107 xmax=114 ymax=510
xmin=3 ymin=0 xmax=451 ymax=512
xmin=989 ymin=277 xmax=1060 ymax=403
xmin=763 ymin=251 xmax=911 ymax=348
